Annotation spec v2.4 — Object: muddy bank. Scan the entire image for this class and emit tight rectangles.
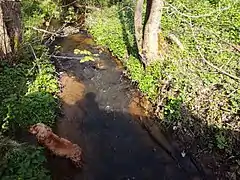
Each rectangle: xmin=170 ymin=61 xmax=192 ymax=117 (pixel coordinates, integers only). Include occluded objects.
xmin=47 ymin=31 xmax=209 ymax=180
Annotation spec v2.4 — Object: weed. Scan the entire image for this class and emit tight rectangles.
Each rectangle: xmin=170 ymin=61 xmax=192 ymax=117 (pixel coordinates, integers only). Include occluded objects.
xmin=215 ymin=131 xmax=229 ymax=150
xmin=1 ymin=145 xmax=51 ymax=180
xmin=164 ymin=96 xmax=183 ymax=122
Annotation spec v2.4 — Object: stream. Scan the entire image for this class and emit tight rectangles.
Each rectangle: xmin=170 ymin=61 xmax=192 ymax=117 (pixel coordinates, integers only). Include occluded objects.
xmin=47 ymin=30 xmax=205 ymax=180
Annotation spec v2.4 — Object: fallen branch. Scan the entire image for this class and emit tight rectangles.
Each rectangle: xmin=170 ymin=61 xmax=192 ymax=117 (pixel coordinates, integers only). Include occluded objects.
xmin=168 ymin=33 xmax=184 ymax=50
xmin=27 ymin=26 xmax=59 ymax=36
xmin=44 ymin=23 xmax=68 ymax=46
xmin=50 ymin=55 xmax=84 ymax=60
xmin=189 ymin=22 xmax=240 ymax=81
xmin=62 ymin=1 xmax=100 ymax=11
xmin=221 ymin=41 xmax=240 ymax=53
xmin=166 ymin=2 xmax=230 ymax=18
xmin=195 ymin=45 xmax=240 ymax=81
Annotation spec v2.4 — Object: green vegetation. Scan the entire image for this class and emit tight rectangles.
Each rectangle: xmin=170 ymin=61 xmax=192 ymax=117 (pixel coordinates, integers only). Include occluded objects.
xmin=1 ymin=143 xmax=51 ymax=180
xmin=74 ymin=49 xmax=95 ymax=62
xmin=0 ymin=0 xmax=60 ymax=179
xmin=0 ymin=0 xmax=239 ymax=178
xmin=86 ymin=0 xmax=240 ymax=177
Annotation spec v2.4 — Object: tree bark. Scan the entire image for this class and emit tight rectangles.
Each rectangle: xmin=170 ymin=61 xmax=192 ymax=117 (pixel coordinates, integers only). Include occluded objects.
xmin=134 ymin=0 xmax=144 ymax=54
xmin=142 ymin=0 xmax=164 ymax=65
xmin=0 ymin=0 xmax=21 ymax=60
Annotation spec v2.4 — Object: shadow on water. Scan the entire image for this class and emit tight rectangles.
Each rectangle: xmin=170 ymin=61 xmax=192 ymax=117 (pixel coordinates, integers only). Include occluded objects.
xmin=48 ymin=90 xmax=202 ymax=180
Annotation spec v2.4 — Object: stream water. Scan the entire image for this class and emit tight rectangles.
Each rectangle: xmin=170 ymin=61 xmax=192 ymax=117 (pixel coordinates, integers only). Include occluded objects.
xmin=47 ymin=31 xmax=205 ymax=180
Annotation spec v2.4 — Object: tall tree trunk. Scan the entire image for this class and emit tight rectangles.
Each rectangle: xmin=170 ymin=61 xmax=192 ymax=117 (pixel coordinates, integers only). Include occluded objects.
xmin=0 ymin=0 xmax=21 ymax=60
xmin=134 ymin=0 xmax=144 ymax=54
xmin=142 ymin=0 xmax=164 ymax=65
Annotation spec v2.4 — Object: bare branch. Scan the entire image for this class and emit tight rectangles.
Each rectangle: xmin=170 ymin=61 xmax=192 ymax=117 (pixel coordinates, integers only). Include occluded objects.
xmin=27 ymin=26 xmax=59 ymax=36
xmin=195 ymin=45 xmax=240 ymax=81
xmin=50 ymin=55 xmax=84 ymax=60
xmin=62 ymin=1 xmax=100 ymax=11
xmin=166 ymin=2 xmax=230 ymax=18
xmin=168 ymin=33 xmax=184 ymax=50
xmin=27 ymin=43 xmax=37 ymax=60
xmin=189 ymin=22 xmax=240 ymax=81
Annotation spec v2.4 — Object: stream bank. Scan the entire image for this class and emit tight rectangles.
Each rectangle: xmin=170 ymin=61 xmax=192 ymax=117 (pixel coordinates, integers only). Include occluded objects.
xmin=47 ymin=29 xmax=209 ymax=180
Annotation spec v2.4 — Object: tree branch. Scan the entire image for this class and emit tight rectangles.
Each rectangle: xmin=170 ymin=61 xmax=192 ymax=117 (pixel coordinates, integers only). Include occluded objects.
xmin=189 ymin=23 xmax=240 ymax=81
xmin=62 ymin=1 xmax=100 ymax=11
xmin=50 ymin=55 xmax=84 ymax=60
xmin=27 ymin=26 xmax=59 ymax=36
xmin=166 ymin=2 xmax=230 ymax=18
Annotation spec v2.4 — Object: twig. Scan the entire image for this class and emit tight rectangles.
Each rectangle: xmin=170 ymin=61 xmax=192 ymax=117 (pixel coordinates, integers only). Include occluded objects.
xmin=62 ymin=1 xmax=100 ymax=11
xmin=168 ymin=33 xmax=184 ymax=50
xmin=27 ymin=26 xmax=59 ymax=36
xmin=74 ymin=4 xmax=100 ymax=11
xmin=50 ymin=55 xmax=84 ymax=60
xmin=196 ymin=45 xmax=240 ymax=81
xmin=41 ymin=15 xmax=54 ymax=41
xmin=27 ymin=43 xmax=37 ymax=60
xmin=189 ymin=22 xmax=240 ymax=81
xmin=166 ymin=2 xmax=230 ymax=18
xmin=221 ymin=41 xmax=240 ymax=53
xmin=44 ymin=23 xmax=67 ymax=46
xmin=61 ymin=0 xmax=77 ymax=7
xmin=27 ymin=43 xmax=41 ymax=73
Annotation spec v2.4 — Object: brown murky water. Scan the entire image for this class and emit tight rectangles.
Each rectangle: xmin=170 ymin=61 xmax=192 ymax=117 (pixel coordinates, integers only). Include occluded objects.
xmin=48 ymin=31 xmax=205 ymax=180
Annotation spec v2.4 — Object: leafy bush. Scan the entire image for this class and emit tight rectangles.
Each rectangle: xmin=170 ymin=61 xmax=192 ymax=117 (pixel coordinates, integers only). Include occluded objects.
xmin=0 ymin=54 xmax=58 ymax=131
xmin=0 ymin=134 xmax=50 ymax=180
xmin=0 ymin=1 xmax=61 ymax=179
xmin=1 ymin=145 xmax=50 ymax=180
xmin=9 ymin=92 xmax=57 ymax=129
xmin=21 ymin=0 xmax=61 ymax=41
xmin=87 ymin=6 xmax=131 ymax=59
xmin=0 ymin=50 xmax=58 ymax=179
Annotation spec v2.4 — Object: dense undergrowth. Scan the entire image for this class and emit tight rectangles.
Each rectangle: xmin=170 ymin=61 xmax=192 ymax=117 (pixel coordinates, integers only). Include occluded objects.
xmin=0 ymin=0 xmax=60 ymax=179
xmin=86 ymin=0 xmax=240 ymax=178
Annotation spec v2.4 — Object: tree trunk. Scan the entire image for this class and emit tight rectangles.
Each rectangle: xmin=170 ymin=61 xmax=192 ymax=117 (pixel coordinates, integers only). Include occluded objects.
xmin=0 ymin=0 xmax=21 ymax=60
xmin=142 ymin=0 xmax=164 ymax=65
xmin=134 ymin=0 xmax=144 ymax=54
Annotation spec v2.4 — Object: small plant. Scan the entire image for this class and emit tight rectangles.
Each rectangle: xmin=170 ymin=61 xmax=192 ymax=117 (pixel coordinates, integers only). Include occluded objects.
xmin=164 ymin=96 xmax=183 ymax=122
xmin=1 ymin=145 xmax=51 ymax=180
xmin=81 ymin=56 xmax=95 ymax=62
xmin=215 ymin=131 xmax=229 ymax=150
xmin=64 ymin=6 xmax=78 ymax=24
xmin=74 ymin=49 xmax=92 ymax=55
